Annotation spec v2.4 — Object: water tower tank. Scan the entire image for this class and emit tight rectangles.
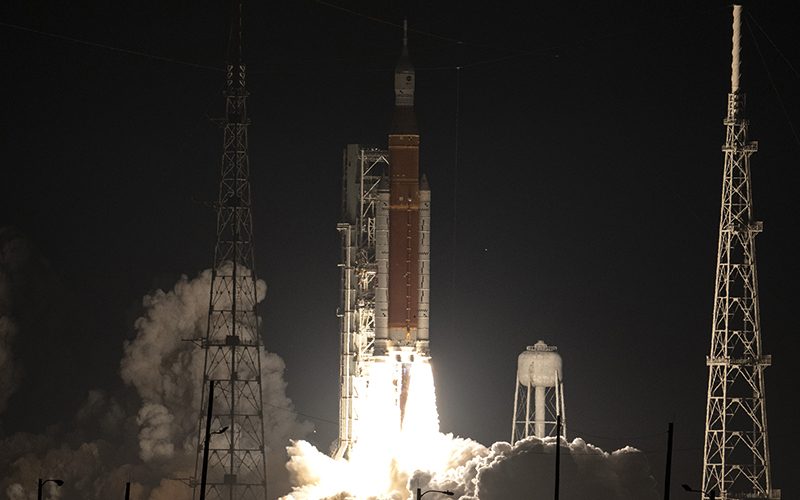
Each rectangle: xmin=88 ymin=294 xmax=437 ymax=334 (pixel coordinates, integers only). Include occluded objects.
xmin=511 ymin=340 xmax=565 ymax=442
xmin=517 ymin=340 xmax=562 ymax=387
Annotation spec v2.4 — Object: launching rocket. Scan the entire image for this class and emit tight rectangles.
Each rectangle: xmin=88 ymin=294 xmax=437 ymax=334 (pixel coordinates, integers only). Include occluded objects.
xmin=372 ymin=21 xmax=430 ymax=429
xmin=375 ymin=23 xmax=430 ymax=363
xmin=334 ymin=23 xmax=434 ymax=456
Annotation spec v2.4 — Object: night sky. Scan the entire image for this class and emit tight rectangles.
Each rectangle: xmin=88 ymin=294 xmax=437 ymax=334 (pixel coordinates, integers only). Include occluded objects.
xmin=2 ymin=1 xmax=799 ymax=498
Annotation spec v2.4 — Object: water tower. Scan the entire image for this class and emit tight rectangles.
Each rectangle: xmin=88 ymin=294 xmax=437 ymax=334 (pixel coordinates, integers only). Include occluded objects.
xmin=511 ymin=341 xmax=565 ymax=442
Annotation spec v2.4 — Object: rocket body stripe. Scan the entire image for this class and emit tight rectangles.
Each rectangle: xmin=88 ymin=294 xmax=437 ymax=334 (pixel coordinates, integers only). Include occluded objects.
xmin=388 ymin=133 xmax=420 ymax=339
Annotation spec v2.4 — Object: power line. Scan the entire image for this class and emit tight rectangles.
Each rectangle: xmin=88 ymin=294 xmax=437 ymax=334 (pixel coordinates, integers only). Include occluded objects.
xmin=745 ymin=16 xmax=800 ymax=151
xmin=451 ymin=67 xmax=460 ymax=337
xmin=0 ymin=21 xmax=223 ymax=71
xmin=746 ymin=13 xmax=800 ymax=82
xmin=310 ymin=0 xmax=515 ymax=52
xmin=264 ymin=402 xmax=338 ymax=425
xmin=569 ymin=426 xmax=669 ymax=441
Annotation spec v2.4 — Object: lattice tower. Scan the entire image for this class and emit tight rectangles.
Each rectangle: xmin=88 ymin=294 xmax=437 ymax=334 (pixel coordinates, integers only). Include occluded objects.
xmin=193 ymin=2 xmax=268 ymax=499
xmin=701 ymin=6 xmax=777 ymax=500
xmin=334 ymin=145 xmax=390 ymax=460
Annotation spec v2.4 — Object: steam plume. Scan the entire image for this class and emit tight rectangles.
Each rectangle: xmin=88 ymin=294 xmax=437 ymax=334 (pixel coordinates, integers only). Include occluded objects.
xmin=284 ymin=435 xmax=658 ymax=500
xmin=0 ymin=268 xmax=312 ymax=500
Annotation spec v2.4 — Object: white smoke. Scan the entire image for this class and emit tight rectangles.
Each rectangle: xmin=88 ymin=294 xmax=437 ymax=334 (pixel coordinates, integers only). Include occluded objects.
xmin=120 ymin=269 xmax=211 ymax=460
xmin=6 ymin=483 xmax=25 ymax=500
xmin=136 ymin=403 xmax=176 ymax=462
xmin=0 ymin=268 xmax=312 ymax=500
xmin=283 ymin=435 xmax=659 ymax=500
xmin=0 ymin=240 xmax=659 ymax=500
xmin=119 ymin=267 xmax=313 ymax=460
xmin=455 ymin=437 xmax=658 ymax=500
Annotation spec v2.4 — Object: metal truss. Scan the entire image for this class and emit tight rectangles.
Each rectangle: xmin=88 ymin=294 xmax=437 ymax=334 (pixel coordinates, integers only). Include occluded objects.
xmin=702 ymin=10 xmax=776 ymax=498
xmin=512 ymin=382 xmax=565 ymax=443
xmin=334 ymin=145 xmax=390 ymax=460
xmin=194 ymin=5 xmax=267 ymax=500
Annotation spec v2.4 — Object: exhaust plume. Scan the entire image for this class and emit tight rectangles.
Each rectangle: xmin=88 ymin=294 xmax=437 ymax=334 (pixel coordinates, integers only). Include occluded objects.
xmin=284 ymin=435 xmax=658 ymax=500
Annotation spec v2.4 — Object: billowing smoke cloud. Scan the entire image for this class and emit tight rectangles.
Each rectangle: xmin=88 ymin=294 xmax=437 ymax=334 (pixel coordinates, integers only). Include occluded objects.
xmin=119 ymin=267 xmax=313 ymax=465
xmin=0 ymin=236 xmax=659 ymax=500
xmin=434 ymin=437 xmax=658 ymax=500
xmin=120 ymin=270 xmax=211 ymax=462
xmin=284 ymin=435 xmax=658 ymax=500
xmin=136 ymin=403 xmax=176 ymax=462
xmin=0 ymin=228 xmax=33 ymax=413
xmin=0 ymin=268 xmax=312 ymax=500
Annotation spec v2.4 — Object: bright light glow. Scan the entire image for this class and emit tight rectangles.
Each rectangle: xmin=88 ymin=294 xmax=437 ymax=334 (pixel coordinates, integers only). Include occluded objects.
xmin=281 ymin=351 xmax=658 ymax=500
xmin=283 ymin=353 xmax=460 ymax=500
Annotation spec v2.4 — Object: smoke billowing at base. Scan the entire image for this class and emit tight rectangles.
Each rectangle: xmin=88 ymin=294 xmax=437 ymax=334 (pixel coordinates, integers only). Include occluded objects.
xmin=0 ymin=259 xmax=660 ymax=500
xmin=281 ymin=366 xmax=658 ymax=500
xmin=0 ymin=269 xmax=312 ymax=500
xmin=284 ymin=436 xmax=659 ymax=500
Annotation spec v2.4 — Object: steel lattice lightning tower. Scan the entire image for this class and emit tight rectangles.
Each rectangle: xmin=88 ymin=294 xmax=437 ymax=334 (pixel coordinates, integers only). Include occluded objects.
xmin=701 ymin=6 xmax=778 ymax=500
xmin=194 ymin=2 xmax=268 ymax=500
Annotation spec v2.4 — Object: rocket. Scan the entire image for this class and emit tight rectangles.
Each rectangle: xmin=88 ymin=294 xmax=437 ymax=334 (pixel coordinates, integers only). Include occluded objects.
xmin=375 ymin=22 xmax=430 ymax=363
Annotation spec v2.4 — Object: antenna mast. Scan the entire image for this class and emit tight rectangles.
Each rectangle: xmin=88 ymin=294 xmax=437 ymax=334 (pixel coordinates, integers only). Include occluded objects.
xmin=194 ymin=1 xmax=268 ymax=499
xmin=701 ymin=6 xmax=777 ymax=499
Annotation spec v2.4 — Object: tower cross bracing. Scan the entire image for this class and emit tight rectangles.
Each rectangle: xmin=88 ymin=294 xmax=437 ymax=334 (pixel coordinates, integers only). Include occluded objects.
xmin=701 ymin=6 xmax=777 ymax=500
xmin=194 ymin=3 xmax=268 ymax=500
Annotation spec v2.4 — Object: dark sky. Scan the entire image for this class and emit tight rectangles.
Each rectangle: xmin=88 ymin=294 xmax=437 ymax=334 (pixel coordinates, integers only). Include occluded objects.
xmin=2 ymin=0 xmax=799 ymax=498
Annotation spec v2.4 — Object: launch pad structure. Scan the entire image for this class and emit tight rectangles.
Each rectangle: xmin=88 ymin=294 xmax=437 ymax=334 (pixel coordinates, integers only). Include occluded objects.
xmin=335 ymin=145 xmax=390 ymax=460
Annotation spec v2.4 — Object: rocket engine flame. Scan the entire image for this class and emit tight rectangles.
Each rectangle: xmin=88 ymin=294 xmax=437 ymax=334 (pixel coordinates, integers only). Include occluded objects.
xmin=399 ymin=363 xmax=411 ymax=429
xmin=282 ymin=358 xmax=659 ymax=500
xmin=284 ymin=355 xmax=449 ymax=500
